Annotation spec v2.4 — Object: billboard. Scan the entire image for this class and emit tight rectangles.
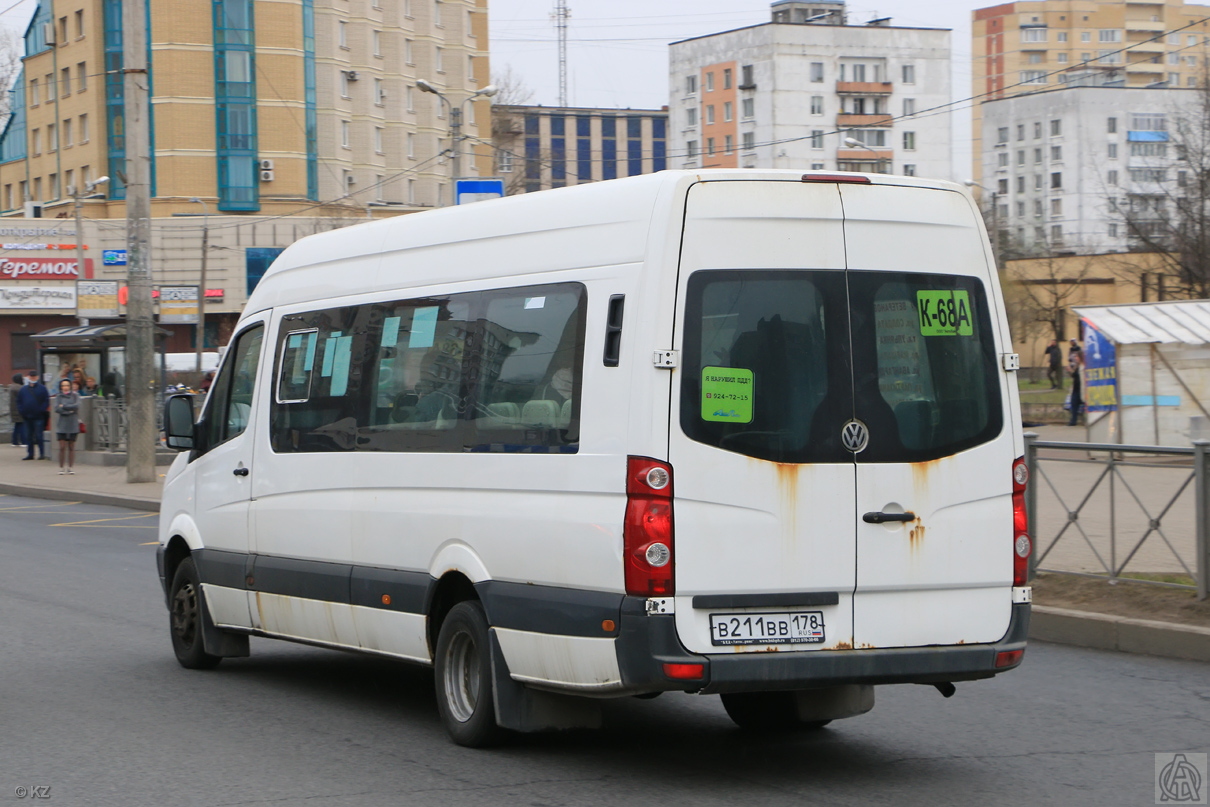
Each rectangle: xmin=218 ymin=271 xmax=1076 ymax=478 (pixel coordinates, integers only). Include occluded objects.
xmin=1082 ymin=319 xmax=1118 ymax=413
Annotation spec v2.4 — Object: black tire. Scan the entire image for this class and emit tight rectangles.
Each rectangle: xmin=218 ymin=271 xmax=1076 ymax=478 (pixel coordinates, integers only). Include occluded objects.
xmin=720 ymin=692 xmax=831 ymax=731
xmin=434 ymin=600 xmax=505 ymax=747
xmin=168 ymin=557 xmax=222 ymax=670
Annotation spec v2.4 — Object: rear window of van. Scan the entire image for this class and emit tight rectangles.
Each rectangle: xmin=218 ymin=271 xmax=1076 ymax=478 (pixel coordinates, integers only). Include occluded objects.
xmin=681 ymin=269 xmax=1003 ymax=463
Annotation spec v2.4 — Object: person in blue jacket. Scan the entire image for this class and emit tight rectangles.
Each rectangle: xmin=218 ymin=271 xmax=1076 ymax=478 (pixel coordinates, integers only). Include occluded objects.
xmin=16 ymin=370 xmax=50 ymax=461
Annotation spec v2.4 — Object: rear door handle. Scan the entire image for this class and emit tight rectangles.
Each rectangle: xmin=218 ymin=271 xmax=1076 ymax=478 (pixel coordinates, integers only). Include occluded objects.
xmin=233 ymin=467 xmax=249 ymax=477
xmin=863 ymin=511 xmax=915 ymax=524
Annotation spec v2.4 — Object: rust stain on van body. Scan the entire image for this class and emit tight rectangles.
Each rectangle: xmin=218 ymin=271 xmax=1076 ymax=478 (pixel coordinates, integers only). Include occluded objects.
xmin=909 ymin=518 xmax=926 ymax=549
xmin=772 ymin=461 xmax=800 ymax=537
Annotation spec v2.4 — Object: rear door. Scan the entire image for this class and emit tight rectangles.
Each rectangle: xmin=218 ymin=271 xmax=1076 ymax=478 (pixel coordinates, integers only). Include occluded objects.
xmin=668 ymin=179 xmax=858 ymax=655
xmin=841 ymin=184 xmax=1014 ymax=648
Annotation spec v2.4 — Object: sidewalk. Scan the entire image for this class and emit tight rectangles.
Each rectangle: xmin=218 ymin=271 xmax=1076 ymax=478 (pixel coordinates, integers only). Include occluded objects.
xmin=0 ymin=442 xmax=163 ymax=511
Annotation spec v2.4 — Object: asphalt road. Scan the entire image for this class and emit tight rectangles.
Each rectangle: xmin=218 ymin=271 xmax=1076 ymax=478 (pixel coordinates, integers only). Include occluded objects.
xmin=1 ymin=493 xmax=1207 ymax=807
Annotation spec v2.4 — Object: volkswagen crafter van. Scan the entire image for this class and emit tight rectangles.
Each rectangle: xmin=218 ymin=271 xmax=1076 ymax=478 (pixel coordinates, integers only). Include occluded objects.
xmin=158 ymin=170 xmax=1031 ymax=747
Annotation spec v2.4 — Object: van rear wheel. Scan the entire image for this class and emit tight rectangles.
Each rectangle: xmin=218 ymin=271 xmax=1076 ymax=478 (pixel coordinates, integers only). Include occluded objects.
xmin=434 ymin=601 xmax=505 ymax=747
xmin=169 ymin=557 xmax=222 ymax=670
xmin=720 ymin=692 xmax=831 ymax=731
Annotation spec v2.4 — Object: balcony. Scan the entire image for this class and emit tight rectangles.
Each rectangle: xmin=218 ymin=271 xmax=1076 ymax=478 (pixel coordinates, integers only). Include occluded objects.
xmin=835 ymin=81 xmax=893 ymax=95
xmin=1125 ymin=59 xmax=1165 ymax=73
xmin=1125 ymin=37 xmax=1164 ymax=52
xmin=1125 ymin=19 xmax=1167 ymax=31
xmin=837 ymin=113 xmax=892 ymax=127
xmin=836 ymin=148 xmax=893 ymax=161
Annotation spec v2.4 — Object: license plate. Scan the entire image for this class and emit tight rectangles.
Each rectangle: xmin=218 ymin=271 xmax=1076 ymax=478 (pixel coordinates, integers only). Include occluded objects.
xmin=709 ymin=611 xmax=825 ymax=646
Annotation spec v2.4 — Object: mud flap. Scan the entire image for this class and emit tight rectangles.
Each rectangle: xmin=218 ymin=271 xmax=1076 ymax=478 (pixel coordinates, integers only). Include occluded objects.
xmin=488 ymin=629 xmax=601 ymax=733
xmin=198 ymin=584 xmax=251 ymax=658
xmin=794 ymin=684 xmax=875 ymax=721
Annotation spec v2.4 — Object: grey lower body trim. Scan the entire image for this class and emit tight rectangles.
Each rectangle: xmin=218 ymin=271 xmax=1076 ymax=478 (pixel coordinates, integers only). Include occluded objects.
xmin=476 ymin=580 xmax=623 ymax=638
xmin=193 ymin=548 xmax=252 ymax=590
xmin=615 ymin=599 xmax=1031 ymax=695
xmin=350 ymin=565 xmax=431 ymax=613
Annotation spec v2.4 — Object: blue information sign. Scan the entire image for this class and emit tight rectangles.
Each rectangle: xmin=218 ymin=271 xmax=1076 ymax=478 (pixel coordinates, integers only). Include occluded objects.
xmin=455 ymin=178 xmax=505 ymax=205
xmin=102 ymin=249 xmax=127 ymax=266
xmin=1082 ymin=319 xmax=1117 ymax=413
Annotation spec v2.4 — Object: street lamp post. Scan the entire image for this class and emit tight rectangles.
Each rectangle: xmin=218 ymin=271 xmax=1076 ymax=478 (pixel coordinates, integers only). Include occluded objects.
xmin=71 ymin=175 xmax=109 ymax=326
xmin=416 ymin=81 xmax=499 ymax=205
xmin=188 ymin=197 xmax=209 ymax=374
xmin=965 ymin=179 xmax=1003 ymax=271
xmin=843 ymin=136 xmax=888 ymax=174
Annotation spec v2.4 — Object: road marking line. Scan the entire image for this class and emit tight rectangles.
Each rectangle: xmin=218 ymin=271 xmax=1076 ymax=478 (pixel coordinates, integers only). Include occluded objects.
xmin=139 ymin=541 xmax=159 ymax=546
xmin=0 ymin=501 xmax=82 ymax=511
xmin=49 ymin=513 xmax=158 ymax=527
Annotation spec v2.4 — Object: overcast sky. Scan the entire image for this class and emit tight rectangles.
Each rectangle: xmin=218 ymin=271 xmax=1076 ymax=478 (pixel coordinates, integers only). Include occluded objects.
xmin=1 ymin=0 xmax=985 ymax=175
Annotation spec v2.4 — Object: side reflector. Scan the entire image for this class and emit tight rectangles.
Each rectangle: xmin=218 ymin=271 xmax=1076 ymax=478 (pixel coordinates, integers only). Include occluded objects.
xmin=801 ymin=173 xmax=873 ymax=184
xmin=662 ymin=663 xmax=705 ymax=681
xmin=995 ymin=649 xmax=1024 ymax=669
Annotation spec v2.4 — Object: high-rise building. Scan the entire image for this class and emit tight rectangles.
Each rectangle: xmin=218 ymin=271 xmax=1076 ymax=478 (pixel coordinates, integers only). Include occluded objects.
xmin=971 ymin=0 xmax=1210 ymax=182
xmin=981 ymin=84 xmax=1194 ymax=255
xmin=492 ymin=104 xmax=668 ymax=194
xmin=0 ymin=0 xmax=492 ymax=216
xmin=669 ymin=1 xmax=952 ymax=180
xmin=0 ymin=0 xmax=491 ymax=375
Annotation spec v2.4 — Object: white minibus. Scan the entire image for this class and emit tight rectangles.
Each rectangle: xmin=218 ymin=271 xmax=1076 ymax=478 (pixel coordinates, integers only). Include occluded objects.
xmin=158 ymin=170 xmax=1031 ymax=746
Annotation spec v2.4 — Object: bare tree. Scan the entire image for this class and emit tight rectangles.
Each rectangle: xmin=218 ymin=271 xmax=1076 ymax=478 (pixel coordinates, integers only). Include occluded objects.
xmin=1112 ymin=81 xmax=1210 ymax=299
xmin=490 ymin=67 xmax=537 ymax=196
xmin=1004 ymin=250 xmax=1102 ymax=345
xmin=0 ymin=27 xmax=22 ymax=128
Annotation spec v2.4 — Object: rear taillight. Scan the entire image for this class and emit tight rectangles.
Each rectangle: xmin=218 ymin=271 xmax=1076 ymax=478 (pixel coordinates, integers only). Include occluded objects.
xmin=1012 ymin=456 xmax=1031 ymax=587
xmin=624 ymin=456 xmax=674 ymax=596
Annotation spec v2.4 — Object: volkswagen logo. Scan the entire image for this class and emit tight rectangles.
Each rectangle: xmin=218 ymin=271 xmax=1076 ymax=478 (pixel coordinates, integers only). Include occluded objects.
xmin=841 ymin=420 xmax=869 ymax=453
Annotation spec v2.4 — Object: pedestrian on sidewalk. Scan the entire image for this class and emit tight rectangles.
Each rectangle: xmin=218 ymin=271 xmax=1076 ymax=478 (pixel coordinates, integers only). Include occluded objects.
xmin=8 ymin=373 xmax=25 ymax=446
xmin=1067 ymin=338 xmax=1084 ymax=427
xmin=53 ymin=378 xmax=81 ymax=474
xmin=16 ymin=370 xmax=49 ymax=460
xmin=1045 ymin=339 xmax=1063 ymax=389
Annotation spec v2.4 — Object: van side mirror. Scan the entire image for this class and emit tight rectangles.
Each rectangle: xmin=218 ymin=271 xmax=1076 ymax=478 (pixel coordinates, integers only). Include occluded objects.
xmin=164 ymin=394 xmax=196 ymax=451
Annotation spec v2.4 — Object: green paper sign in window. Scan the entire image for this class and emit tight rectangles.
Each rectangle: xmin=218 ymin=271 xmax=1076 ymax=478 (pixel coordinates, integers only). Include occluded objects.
xmin=702 ymin=366 xmax=754 ymax=423
xmin=917 ymin=290 xmax=974 ymax=336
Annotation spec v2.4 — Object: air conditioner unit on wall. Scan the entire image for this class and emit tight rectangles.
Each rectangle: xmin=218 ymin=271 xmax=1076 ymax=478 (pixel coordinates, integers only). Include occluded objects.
xmin=346 ymin=70 xmax=359 ymax=81
xmin=43 ymin=22 xmax=55 ymax=44
xmin=260 ymin=169 xmax=274 ymax=182
xmin=260 ymin=159 xmax=274 ymax=171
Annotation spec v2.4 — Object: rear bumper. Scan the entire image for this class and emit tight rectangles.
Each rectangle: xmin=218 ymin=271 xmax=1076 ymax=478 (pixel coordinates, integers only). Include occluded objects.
xmin=615 ymin=597 xmax=1030 ymax=695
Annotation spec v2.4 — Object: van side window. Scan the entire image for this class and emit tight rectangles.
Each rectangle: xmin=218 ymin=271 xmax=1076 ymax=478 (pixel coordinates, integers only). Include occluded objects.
xmin=269 ymin=282 xmax=586 ymax=454
xmin=468 ymin=286 xmax=584 ymax=448
xmin=203 ymin=324 xmax=264 ymax=451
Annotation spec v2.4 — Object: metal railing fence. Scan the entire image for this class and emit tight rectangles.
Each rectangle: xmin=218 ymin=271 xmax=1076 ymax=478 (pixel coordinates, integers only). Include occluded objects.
xmin=1024 ymin=433 xmax=1209 ymax=601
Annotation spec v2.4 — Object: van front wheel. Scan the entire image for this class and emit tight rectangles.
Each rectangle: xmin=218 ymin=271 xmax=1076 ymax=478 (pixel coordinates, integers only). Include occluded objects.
xmin=434 ymin=601 xmax=505 ymax=747
xmin=168 ymin=557 xmax=222 ymax=670
xmin=720 ymin=692 xmax=831 ymax=731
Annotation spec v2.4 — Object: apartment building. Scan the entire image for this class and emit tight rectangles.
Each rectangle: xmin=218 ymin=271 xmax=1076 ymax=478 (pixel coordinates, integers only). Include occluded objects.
xmin=669 ymin=1 xmax=953 ymax=180
xmin=971 ymin=0 xmax=1210 ymax=182
xmin=981 ymin=84 xmax=1194 ymax=254
xmin=492 ymin=104 xmax=668 ymax=194
xmin=0 ymin=0 xmax=491 ymax=373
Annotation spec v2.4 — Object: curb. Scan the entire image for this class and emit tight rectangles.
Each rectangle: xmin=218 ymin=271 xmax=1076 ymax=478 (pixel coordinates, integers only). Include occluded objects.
xmin=1032 ymin=605 xmax=1210 ymax=663
xmin=0 ymin=482 xmax=160 ymax=513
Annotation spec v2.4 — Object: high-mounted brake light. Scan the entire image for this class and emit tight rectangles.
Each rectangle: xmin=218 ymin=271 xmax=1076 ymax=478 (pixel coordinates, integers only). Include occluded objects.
xmin=801 ymin=173 xmax=873 ymax=184
xmin=624 ymin=456 xmax=674 ymax=596
xmin=1012 ymin=456 xmax=1031 ymax=587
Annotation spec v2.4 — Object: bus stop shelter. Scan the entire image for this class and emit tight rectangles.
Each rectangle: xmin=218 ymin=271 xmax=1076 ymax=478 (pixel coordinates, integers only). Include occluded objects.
xmin=1073 ymin=300 xmax=1210 ymax=447
xmin=32 ymin=323 xmax=173 ymax=397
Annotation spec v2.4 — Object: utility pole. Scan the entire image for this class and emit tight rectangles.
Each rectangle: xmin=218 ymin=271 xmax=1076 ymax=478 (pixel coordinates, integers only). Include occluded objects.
xmin=72 ymin=176 xmax=109 ymax=327
xmin=124 ymin=0 xmax=155 ymax=483
xmin=189 ymin=198 xmax=209 ymax=374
